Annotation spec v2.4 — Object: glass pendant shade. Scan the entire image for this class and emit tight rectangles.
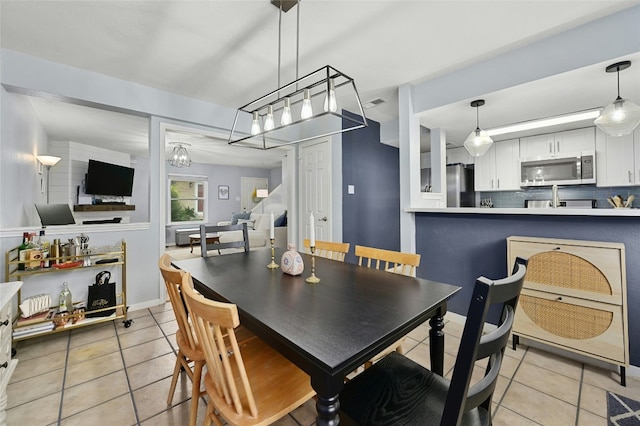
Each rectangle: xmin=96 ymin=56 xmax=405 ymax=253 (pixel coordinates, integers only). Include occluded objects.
xmin=168 ymin=143 xmax=192 ymax=167
xmin=464 ymin=99 xmax=493 ymax=157
xmin=281 ymin=97 xmax=292 ymax=125
xmin=464 ymin=128 xmax=494 ymax=157
xmin=264 ymin=105 xmax=275 ymax=131
xmin=594 ymin=97 xmax=640 ymax=137
xmin=251 ymin=112 xmax=261 ymax=135
xmin=324 ymin=78 xmax=338 ymax=112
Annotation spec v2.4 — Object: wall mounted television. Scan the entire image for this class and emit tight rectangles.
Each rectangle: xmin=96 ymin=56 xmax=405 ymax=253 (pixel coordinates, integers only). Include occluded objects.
xmin=85 ymin=159 xmax=135 ymax=197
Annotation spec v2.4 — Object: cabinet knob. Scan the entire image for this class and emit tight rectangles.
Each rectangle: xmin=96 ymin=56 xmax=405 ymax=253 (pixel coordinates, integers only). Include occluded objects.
xmin=554 ymin=247 xmax=561 ymax=250
xmin=556 ymin=297 xmax=563 ymax=301
xmin=0 ymin=319 xmax=8 ymax=327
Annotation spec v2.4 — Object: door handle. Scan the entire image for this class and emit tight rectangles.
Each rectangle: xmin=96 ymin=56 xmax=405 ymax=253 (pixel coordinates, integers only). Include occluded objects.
xmin=319 ymin=216 xmax=328 ymax=222
xmin=629 ymin=171 xmax=633 ymax=183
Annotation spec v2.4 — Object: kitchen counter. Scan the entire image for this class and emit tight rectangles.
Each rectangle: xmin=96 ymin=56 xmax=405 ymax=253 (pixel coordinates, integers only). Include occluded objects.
xmin=406 ymin=207 xmax=640 ymax=216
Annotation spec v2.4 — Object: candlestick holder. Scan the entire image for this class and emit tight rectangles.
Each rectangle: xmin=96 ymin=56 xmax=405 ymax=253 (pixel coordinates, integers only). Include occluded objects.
xmin=305 ymin=246 xmax=320 ymax=283
xmin=267 ymin=238 xmax=279 ymax=269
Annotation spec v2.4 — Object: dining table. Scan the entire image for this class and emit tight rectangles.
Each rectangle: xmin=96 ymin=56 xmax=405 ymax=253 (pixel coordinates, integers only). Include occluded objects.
xmin=172 ymin=248 xmax=461 ymax=426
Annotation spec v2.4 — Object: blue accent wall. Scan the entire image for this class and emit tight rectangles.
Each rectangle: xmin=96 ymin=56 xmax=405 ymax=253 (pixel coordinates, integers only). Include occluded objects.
xmin=415 ymin=212 xmax=640 ymax=366
xmin=342 ymin=112 xmax=400 ymax=264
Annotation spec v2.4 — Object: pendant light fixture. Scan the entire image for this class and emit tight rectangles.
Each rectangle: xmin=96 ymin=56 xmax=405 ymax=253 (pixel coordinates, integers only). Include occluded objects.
xmin=228 ymin=0 xmax=367 ymax=149
xmin=594 ymin=60 xmax=640 ymax=137
xmin=464 ymin=99 xmax=494 ymax=157
xmin=168 ymin=143 xmax=192 ymax=168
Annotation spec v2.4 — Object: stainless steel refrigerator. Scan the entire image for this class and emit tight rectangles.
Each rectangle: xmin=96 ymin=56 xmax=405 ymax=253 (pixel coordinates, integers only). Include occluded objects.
xmin=420 ymin=163 xmax=475 ymax=207
xmin=446 ymin=163 xmax=475 ymax=207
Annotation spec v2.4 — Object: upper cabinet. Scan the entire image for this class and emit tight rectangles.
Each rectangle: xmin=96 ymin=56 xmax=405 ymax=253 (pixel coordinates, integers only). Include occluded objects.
xmin=520 ymin=128 xmax=595 ymax=158
xmin=474 ymin=139 xmax=520 ymax=191
xmin=596 ymin=127 xmax=640 ymax=187
xmin=447 ymin=147 xmax=474 ymax=165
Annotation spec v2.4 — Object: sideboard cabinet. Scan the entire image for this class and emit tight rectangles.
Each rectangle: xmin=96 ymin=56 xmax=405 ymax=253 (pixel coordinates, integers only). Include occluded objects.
xmin=507 ymin=236 xmax=628 ymax=385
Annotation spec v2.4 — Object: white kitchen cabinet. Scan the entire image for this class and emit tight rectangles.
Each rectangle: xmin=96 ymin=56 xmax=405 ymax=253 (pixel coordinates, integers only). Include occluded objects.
xmin=520 ymin=127 xmax=595 ymax=158
xmin=474 ymin=139 xmax=520 ymax=191
xmin=446 ymin=147 xmax=474 ymax=165
xmin=595 ymin=129 xmax=635 ymax=187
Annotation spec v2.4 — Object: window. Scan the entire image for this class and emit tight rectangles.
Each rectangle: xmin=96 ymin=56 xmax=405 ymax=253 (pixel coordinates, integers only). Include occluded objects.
xmin=169 ymin=175 xmax=208 ymax=224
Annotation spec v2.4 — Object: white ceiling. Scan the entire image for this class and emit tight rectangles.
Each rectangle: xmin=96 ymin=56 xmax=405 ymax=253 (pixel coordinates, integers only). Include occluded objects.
xmin=2 ymin=0 xmax=639 ymax=161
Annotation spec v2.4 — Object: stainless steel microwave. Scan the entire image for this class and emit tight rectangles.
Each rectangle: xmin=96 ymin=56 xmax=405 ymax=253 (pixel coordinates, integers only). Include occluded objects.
xmin=520 ymin=151 xmax=596 ymax=187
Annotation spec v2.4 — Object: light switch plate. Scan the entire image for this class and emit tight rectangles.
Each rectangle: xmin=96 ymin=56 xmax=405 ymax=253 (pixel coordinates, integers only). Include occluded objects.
xmin=348 ymin=185 xmax=355 ymax=194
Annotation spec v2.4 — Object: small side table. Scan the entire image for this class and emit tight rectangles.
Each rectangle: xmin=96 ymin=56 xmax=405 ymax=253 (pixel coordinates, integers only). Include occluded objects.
xmin=189 ymin=233 xmax=221 ymax=254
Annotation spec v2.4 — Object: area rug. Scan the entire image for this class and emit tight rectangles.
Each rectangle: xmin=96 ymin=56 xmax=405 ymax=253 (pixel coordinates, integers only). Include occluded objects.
xmin=608 ymin=392 xmax=640 ymax=425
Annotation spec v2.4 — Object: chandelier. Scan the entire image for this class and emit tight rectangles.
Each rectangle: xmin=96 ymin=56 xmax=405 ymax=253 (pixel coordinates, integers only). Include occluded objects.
xmin=168 ymin=143 xmax=192 ymax=168
xmin=228 ymin=0 xmax=367 ymax=150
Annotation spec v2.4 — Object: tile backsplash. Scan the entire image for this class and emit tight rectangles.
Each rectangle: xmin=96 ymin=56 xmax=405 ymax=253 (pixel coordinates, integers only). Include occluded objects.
xmin=480 ymin=185 xmax=640 ymax=209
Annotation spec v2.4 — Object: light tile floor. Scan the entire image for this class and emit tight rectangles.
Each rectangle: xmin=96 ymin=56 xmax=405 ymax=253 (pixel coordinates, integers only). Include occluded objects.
xmin=7 ymin=303 xmax=640 ymax=425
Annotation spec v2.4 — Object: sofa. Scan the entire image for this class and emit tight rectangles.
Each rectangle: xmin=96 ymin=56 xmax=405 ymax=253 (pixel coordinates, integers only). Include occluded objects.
xmin=218 ymin=212 xmax=287 ymax=249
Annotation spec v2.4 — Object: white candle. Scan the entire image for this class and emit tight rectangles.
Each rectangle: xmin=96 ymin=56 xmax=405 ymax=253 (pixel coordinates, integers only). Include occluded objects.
xmin=270 ymin=212 xmax=275 ymax=239
xmin=309 ymin=213 xmax=315 ymax=247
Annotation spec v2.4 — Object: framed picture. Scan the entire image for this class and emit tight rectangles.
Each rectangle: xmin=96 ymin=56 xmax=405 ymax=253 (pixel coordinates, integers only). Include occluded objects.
xmin=218 ymin=185 xmax=229 ymax=200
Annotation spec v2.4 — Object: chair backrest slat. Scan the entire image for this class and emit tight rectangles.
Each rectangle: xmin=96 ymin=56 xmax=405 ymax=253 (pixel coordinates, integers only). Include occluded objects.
xmin=303 ymin=239 xmax=350 ymax=262
xmin=355 ymin=245 xmax=421 ymax=277
xmin=158 ymin=254 xmax=198 ymax=351
xmin=440 ymin=258 xmax=527 ymax=426
xmin=200 ymin=223 xmax=250 ymax=257
xmin=180 ymin=271 xmax=259 ymax=418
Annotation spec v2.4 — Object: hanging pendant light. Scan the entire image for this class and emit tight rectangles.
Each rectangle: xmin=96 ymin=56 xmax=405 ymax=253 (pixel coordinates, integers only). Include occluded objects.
xmin=168 ymin=143 xmax=192 ymax=167
xmin=594 ymin=60 xmax=640 ymax=137
xmin=464 ymin=99 xmax=494 ymax=157
xmin=228 ymin=0 xmax=366 ymax=149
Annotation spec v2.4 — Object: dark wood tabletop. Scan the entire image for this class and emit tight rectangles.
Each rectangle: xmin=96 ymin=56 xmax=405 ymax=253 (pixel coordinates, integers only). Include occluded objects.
xmin=172 ymin=248 xmax=460 ymax=426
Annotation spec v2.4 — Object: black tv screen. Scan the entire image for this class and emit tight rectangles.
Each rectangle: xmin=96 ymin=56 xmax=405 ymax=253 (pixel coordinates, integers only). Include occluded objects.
xmin=35 ymin=204 xmax=76 ymax=226
xmin=85 ymin=159 xmax=135 ymax=196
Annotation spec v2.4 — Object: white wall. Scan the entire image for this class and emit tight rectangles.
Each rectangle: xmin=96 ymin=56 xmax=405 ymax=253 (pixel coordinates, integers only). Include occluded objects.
xmin=0 ymin=87 xmax=49 ymax=228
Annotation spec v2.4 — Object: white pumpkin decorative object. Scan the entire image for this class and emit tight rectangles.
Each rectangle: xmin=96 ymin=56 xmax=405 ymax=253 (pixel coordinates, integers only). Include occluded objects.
xmin=281 ymin=243 xmax=304 ymax=276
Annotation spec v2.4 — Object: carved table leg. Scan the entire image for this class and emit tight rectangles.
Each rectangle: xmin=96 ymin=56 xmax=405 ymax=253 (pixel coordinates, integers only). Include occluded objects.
xmin=313 ymin=375 xmax=343 ymax=426
xmin=429 ymin=306 xmax=446 ymax=376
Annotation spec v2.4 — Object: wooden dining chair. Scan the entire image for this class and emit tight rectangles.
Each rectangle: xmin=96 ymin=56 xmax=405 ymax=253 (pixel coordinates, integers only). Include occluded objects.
xmin=158 ymin=253 xmax=206 ymax=426
xmin=200 ymin=223 xmax=249 ymax=257
xmin=180 ymin=271 xmax=316 ymax=426
xmin=303 ymin=238 xmax=350 ymax=262
xmin=340 ymin=258 xmax=528 ymax=426
xmin=355 ymin=245 xmax=422 ymax=368
xmin=355 ymin=244 xmax=421 ymax=277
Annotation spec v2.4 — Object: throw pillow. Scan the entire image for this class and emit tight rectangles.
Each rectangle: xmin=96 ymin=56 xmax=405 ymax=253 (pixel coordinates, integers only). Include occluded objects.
xmin=274 ymin=212 xmax=287 ymax=227
xmin=237 ymin=219 xmax=255 ymax=230
xmin=231 ymin=212 xmax=250 ymax=225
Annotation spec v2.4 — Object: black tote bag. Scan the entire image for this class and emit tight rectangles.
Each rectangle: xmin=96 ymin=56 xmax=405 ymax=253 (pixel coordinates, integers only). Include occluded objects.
xmin=86 ymin=271 xmax=117 ymax=317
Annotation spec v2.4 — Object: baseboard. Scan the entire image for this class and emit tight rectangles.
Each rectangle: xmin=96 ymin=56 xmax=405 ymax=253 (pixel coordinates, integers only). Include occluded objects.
xmin=128 ymin=298 xmax=166 ymax=312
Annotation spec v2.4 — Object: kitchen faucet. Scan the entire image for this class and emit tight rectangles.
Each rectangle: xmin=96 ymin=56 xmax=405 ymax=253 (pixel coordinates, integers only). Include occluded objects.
xmin=552 ymin=184 xmax=560 ymax=208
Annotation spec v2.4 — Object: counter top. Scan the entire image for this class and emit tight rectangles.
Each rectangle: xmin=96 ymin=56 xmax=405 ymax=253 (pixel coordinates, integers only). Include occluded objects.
xmin=406 ymin=207 xmax=640 ymax=216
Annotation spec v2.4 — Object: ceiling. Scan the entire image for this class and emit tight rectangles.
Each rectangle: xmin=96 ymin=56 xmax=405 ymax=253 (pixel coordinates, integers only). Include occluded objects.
xmin=2 ymin=1 xmax=640 ymax=162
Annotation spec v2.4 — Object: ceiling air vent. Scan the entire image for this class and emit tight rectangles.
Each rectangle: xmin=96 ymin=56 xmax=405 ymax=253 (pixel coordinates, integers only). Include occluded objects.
xmin=362 ymin=98 xmax=386 ymax=109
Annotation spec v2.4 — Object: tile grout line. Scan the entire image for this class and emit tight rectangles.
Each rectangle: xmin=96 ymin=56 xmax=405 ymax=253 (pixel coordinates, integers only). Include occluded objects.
xmin=57 ymin=332 xmax=72 ymax=426
xmin=574 ymin=363 xmax=586 ymax=426
xmin=115 ymin=311 xmax=146 ymax=425
xmin=492 ymin=344 xmax=528 ymax=421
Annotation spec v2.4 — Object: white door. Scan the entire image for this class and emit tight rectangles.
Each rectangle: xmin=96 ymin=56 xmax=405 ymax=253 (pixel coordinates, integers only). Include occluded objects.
xmin=240 ymin=177 xmax=268 ymax=212
xmin=300 ymin=139 xmax=331 ymax=243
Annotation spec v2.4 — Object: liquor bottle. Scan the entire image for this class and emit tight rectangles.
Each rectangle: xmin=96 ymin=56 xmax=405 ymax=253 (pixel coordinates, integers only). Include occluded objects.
xmin=59 ymin=282 xmax=72 ymax=313
xmin=18 ymin=232 xmax=34 ymax=270
xmin=37 ymin=229 xmax=51 ymax=268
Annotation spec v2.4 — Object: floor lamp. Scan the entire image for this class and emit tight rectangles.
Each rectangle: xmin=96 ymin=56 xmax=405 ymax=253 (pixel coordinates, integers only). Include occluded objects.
xmin=37 ymin=155 xmax=61 ymax=203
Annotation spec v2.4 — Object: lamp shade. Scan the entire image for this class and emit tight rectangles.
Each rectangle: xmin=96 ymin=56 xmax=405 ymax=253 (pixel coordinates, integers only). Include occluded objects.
xmin=463 ymin=129 xmax=494 ymax=157
xmin=594 ymin=97 xmax=640 ymax=137
xmin=256 ymin=189 xmax=269 ymax=198
xmin=37 ymin=155 xmax=61 ymax=167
